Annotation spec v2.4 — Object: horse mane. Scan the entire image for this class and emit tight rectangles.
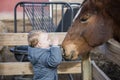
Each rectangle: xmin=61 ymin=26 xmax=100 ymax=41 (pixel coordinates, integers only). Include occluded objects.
xmin=106 ymin=0 xmax=120 ymax=26
xmin=82 ymin=0 xmax=120 ymax=26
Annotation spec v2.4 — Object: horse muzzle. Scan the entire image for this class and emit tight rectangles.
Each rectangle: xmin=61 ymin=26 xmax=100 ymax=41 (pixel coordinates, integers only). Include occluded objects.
xmin=62 ymin=49 xmax=76 ymax=60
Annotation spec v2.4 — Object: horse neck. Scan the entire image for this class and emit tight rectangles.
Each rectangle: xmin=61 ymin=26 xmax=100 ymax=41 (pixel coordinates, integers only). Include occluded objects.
xmin=112 ymin=25 xmax=120 ymax=42
xmin=106 ymin=0 xmax=120 ymax=42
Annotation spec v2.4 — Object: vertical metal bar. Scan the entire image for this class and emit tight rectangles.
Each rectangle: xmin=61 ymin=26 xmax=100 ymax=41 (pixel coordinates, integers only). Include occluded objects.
xmin=32 ymin=3 xmax=35 ymax=30
xmin=61 ymin=5 xmax=64 ymax=32
xmin=49 ymin=4 xmax=51 ymax=32
xmin=23 ymin=4 xmax=25 ymax=32
xmin=14 ymin=2 xmax=21 ymax=33
xmin=70 ymin=6 xmax=73 ymax=26
xmin=41 ymin=5 xmax=44 ymax=29
xmin=52 ymin=4 xmax=54 ymax=31
xmin=68 ymin=74 xmax=74 ymax=80
xmin=55 ymin=4 xmax=57 ymax=26
xmin=14 ymin=7 xmax=17 ymax=33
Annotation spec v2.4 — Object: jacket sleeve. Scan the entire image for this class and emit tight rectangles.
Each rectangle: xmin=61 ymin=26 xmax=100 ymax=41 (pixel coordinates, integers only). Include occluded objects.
xmin=46 ymin=46 xmax=62 ymax=68
xmin=28 ymin=49 xmax=37 ymax=65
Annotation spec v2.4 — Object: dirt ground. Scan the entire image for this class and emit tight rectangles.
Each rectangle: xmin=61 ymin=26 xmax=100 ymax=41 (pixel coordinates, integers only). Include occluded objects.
xmin=91 ymin=52 xmax=120 ymax=80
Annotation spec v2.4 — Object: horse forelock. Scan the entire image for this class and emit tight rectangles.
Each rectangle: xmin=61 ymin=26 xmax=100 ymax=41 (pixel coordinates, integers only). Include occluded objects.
xmin=73 ymin=0 xmax=88 ymax=22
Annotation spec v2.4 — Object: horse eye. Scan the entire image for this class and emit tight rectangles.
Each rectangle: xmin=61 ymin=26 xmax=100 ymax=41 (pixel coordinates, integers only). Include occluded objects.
xmin=80 ymin=13 xmax=91 ymax=23
xmin=80 ymin=17 xmax=88 ymax=22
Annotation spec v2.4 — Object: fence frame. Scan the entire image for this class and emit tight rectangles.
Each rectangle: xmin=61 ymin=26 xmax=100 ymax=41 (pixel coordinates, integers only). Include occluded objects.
xmin=0 ymin=32 xmax=111 ymax=80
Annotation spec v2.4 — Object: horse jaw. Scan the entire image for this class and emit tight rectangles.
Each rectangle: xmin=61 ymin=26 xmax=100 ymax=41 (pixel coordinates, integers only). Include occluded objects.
xmin=62 ymin=36 xmax=93 ymax=60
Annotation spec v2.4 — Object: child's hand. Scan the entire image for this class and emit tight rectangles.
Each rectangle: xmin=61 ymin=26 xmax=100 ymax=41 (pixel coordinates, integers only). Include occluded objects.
xmin=40 ymin=40 xmax=50 ymax=48
xmin=52 ymin=37 xmax=59 ymax=46
xmin=39 ymin=33 xmax=50 ymax=48
xmin=42 ymin=41 xmax=50 ymax=48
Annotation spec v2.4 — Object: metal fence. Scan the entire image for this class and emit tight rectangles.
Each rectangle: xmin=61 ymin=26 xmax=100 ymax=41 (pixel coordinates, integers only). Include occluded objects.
xmin=14 ymin=1 xmax=80 ymax=32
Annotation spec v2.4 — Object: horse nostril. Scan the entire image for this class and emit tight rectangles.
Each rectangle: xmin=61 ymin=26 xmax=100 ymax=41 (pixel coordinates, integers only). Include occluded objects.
xmin=70 ymin=50 xmax=75 ymax=59
xmin=71 ymin=50 xmax=75 ymax=54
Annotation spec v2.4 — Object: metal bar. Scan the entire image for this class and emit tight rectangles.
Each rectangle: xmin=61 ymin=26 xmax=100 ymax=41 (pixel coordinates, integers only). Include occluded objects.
xmin=61 ymin=5 xmax=64 ymax=32
xmin=52 ymin=4 xmax=54 ymax=27
xmin=55 ymin=4 xmax=57 ymax=26
xmin=32 ymin=3 xmax=35 ymax=28
xmin=14 ymin=2 xmax=22 ymax=33
xmin=23 ymin=4 xmax=25 ymax=32
xmin=68 ymin=74 xmax=74 ymax=80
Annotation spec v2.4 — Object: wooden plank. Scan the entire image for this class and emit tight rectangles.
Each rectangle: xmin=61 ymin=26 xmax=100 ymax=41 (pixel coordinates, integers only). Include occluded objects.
xmin=0 ymin=33 xmax=28 ymax=46
xmin=0 ymin=33 xmax=66 ymax=46
xmin=58 ymin=61 xmax=81 ymax=74
xmin=82 ymin=53 xmax=92 ymax=80
xmin=92 ymin=39 xmax=120 ymax=66
xmin=105 ymin=39 xmax=120 ymax=66
xmin=0 ymin=62 xmax=33 ymax=75
xmin=92 ymin=61 xmax=111 ymax=80
xmin=0 ymin=61 xmax=81 ymax=75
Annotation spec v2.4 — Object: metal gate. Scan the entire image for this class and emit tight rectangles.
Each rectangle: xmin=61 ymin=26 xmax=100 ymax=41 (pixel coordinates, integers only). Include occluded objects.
xmin=14 ymin=1 xmax=80 ymax=32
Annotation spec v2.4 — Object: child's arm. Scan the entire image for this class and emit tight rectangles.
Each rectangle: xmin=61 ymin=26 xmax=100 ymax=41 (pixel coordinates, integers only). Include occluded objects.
xmin=47 ymin=47 xmax=62 ymax=67
xmin=46 ymin=37 xmax=62 ymax=67
xmin=28 ymin=47 xmax=37 ymax=65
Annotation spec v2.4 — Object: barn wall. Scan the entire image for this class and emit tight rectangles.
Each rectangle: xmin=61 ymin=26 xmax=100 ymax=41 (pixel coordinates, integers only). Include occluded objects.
xmin=0 ymin=0 xmax=49 ymax=20
xmin=51 ymin=0 xmax=83 ymax=3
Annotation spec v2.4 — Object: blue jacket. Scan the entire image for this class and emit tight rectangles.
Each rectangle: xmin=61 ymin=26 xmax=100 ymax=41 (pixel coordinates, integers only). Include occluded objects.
xmin=28 ymin=46 xmax=62 ymax=80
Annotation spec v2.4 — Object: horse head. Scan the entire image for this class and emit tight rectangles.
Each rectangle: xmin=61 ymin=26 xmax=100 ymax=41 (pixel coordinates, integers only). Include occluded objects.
xmin=62 ymin=0 xmax=120 ymax=60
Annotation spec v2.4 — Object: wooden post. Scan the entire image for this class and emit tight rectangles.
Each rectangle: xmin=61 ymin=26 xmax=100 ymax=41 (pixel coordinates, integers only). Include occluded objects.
xmin=82 ymin=53 xmax=92 ymax=80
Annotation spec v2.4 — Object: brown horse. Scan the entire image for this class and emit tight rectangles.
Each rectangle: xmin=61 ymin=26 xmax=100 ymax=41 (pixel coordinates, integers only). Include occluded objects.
xmin=62 ymin=0 xmax=120 ymax=60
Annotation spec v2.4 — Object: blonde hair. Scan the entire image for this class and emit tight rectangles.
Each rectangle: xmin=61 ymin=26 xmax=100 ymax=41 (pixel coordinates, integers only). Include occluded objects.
xmin=28 ymin=30 xmax=46 ymax=47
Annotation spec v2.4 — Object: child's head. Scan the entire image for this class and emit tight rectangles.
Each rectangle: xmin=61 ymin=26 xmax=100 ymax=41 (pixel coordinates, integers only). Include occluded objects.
xmin=28 ymin=30 xmax=50 ymax=48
